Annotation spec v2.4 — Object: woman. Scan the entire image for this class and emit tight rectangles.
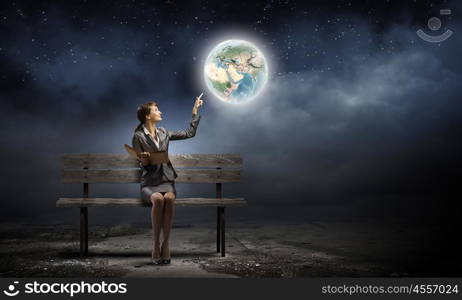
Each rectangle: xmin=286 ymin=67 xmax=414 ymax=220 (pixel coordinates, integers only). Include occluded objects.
xmin=131 ymin=95 xmax=203 ymax=265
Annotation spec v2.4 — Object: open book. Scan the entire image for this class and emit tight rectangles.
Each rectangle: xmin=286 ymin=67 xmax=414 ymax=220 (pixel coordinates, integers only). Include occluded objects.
xmin=124 ymin=144 xmax=170 ymax=164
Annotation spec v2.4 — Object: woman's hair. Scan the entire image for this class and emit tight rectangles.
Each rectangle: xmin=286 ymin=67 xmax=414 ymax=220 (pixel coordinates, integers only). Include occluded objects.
xmin=134 ymin=101 xmax=158 ymax=132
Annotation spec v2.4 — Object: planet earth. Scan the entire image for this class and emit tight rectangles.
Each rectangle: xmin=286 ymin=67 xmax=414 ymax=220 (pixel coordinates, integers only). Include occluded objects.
xmin=204 ymin=39 xmax=268 ymax=103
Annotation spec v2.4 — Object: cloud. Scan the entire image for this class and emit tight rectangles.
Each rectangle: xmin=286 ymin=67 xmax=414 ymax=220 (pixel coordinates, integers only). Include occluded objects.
xmin=195 ymin=22 xmax=462 ymax=204
xmin=0 ymin=11 xmax=206 ymax=119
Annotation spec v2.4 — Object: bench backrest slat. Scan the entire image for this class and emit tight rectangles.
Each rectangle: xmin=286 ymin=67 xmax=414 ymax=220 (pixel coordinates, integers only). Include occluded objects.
xmin=60 ymin=154 xmax=242 ymax=184
xmin=61 ymin=154 xmax=242 ymax=169
xmin=61 ymin=169 xmax=241 ymax=184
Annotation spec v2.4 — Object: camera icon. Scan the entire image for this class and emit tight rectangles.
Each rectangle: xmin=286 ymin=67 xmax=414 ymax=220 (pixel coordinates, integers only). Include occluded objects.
xmin=3 ymin=281 xmax=20 ymax=297
xmin=417 ymin=9 xmax=453 ymax=43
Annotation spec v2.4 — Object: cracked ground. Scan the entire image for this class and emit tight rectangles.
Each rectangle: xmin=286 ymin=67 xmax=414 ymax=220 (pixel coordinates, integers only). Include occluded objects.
xmin=1 ymin=220 xmax=460 ymax=278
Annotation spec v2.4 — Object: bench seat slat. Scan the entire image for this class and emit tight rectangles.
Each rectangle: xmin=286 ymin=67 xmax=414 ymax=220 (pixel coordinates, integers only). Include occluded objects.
xmin=61 ymin=169 xmax=241 ymax=184
xmin=57 ymin=197 xmax=247 ymax=207
xmin=61 ymin=154 xmax=242 ymax=169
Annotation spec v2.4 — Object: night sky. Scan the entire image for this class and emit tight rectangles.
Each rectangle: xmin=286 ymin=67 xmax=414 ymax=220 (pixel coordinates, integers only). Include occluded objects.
xmin=0 ymin=0 xmax=461 ymax=226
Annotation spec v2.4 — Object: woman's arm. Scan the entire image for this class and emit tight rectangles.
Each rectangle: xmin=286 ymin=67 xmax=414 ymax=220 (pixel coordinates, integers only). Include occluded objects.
xmin=169 ymin=95 xmax=203 ymax=141
xmin=168 ymin=113 xmax=201 ymax=140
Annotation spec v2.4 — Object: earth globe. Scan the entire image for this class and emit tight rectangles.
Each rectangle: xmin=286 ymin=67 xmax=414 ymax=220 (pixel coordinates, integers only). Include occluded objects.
xmin=204 ymin=39 xmax=268 ymax=103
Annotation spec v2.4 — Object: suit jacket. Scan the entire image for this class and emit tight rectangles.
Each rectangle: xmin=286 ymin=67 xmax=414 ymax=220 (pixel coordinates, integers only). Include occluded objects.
xmin=132 ymin=113 xmax=201 ymax=188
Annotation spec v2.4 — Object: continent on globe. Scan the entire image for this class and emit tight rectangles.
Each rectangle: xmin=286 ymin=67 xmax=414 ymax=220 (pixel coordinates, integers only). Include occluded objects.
xmin=204 ymin=40 xmax=268 ymax=103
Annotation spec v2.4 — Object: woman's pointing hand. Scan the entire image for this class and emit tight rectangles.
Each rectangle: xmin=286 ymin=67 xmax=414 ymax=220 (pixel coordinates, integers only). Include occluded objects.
xmin=192 ymin=93 xmax=204 ymax=115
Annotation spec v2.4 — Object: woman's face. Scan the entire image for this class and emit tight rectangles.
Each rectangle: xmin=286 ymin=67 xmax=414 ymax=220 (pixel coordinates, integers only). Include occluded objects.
xmin=146 ymin=105 xmax=162 ymax=123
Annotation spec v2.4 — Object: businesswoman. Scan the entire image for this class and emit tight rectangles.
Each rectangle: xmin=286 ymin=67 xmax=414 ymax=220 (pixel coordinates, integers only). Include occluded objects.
xmin=132 ymin=95 xmax=203 ymax=265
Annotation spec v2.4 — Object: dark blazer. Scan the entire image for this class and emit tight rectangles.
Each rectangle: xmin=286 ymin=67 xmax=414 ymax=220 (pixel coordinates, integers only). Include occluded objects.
xmin=132 ymin=113 xmax=201 ymax=188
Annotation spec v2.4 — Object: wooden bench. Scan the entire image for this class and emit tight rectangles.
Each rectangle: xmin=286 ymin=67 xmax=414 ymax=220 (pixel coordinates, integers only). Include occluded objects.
xmin=56 ymin=153 xmax=246 ymax=257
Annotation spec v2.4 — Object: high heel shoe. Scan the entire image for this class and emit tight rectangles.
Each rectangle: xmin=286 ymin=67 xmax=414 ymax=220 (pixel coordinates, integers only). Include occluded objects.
xmin=152 ymin=243 xmax=162 ymax=265
xmin=151 ymin=258 xmax=163 ymax=265
xmin=160 ymin=245 xmax=171 ymax=265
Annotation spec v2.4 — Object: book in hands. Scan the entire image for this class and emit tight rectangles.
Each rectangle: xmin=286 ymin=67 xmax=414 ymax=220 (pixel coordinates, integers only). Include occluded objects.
xmin=124 ymin=144 xmax=170 ymax=164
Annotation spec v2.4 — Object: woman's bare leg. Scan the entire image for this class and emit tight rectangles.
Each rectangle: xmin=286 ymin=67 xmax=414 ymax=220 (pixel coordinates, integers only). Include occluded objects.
xmin=150 ymin=192 xmax=165 ymax=260
xmin=161 ymin=192 xmax=176 ymax=259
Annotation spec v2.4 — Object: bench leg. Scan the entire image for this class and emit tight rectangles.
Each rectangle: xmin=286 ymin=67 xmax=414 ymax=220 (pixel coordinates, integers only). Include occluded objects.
xmin=216 ymin=207 xmax=221 ymax=253
xmin=220 ymin=207 xmax=225 ymax=257
xmin=80 ymin=207 xmax=88 ymax=257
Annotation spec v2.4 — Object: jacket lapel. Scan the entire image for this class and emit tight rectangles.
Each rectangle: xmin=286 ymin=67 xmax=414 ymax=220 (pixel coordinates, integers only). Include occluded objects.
xmin=157 ymin=128 xmax=167 ymax=150
xmin=144 ymin=128 xmax=167 ymax=151
xmin=143 ymin=131 xmax=158 ymax=151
